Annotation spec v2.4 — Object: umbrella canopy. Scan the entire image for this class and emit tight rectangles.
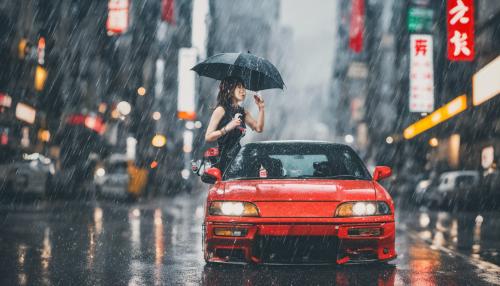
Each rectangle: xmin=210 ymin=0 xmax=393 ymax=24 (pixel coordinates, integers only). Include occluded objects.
xmin=191 ymin=52 xmax=285 ymax=91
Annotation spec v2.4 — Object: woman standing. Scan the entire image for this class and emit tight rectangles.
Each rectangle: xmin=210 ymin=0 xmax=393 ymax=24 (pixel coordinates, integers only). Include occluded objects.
xmin=205 ymin=76 xmax=265 ymax=172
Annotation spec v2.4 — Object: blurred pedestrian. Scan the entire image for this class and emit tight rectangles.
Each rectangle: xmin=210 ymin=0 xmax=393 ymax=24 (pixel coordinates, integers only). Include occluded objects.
xmin=205 ymin=76 xmax=265 ymax=172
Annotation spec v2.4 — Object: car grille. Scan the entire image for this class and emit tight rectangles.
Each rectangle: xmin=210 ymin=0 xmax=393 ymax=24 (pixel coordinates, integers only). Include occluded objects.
xmin=253 ymin=236 xmax=339 ymax=263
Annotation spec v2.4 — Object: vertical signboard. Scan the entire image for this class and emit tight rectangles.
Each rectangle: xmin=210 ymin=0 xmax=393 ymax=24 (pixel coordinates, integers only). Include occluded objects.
xmin=177 ymin=48 xmax=198 ymax=120
xmin=410 ymin=34 xmax=434 ymax=113
xmin=107 ymin=0 xmax=129 ymax=35
xmin=349 ymin=0 xmax=364 ymax=53
xmin=447 ymin=0 xmax=474 ymax=61
xmin=161 ymin=0 xmax=175 ymax=24
xmin=191 ymin=0 xmax=209 ymax=59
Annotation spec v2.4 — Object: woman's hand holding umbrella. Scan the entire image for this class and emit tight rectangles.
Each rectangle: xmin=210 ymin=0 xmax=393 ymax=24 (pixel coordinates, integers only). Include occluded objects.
xmin=254 ymin=93 xmax=265 ymax=110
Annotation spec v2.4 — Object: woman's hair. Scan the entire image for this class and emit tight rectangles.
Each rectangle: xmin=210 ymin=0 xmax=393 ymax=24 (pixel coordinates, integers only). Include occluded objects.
xmin=216 ymin=76 xmax=245 ymax=109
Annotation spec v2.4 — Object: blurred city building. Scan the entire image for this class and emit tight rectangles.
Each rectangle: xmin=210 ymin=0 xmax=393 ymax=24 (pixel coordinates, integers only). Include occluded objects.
xmin=331 ymin=0 xmax=499 ymax=179
xmin=0 ymin=0 xmax=196 ymax=195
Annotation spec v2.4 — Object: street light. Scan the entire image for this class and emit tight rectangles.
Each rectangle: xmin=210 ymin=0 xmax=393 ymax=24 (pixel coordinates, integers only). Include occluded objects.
xmin=117 ymin=101 xmax=131 ymax=116
xmin=185 ymin=121 xmax=195 ymax=130
xmin=137 ymin=87 xmax=146 ymax=96
xmin=429 ymin=137 xmax=439 ymax=147
xmin=344 ymin=134 xmax=354 ymax=144
xmin=386 ymin=136 xmax=394 ymax=144
xmin=152 ymin=111 xmax=161 ymax=121
xmin=151 ymin=134 xmax=167 ymax=148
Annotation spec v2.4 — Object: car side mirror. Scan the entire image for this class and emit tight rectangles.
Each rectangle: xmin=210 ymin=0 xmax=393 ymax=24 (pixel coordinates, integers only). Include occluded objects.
xmin=373 ymin=166 xmax=392 ymax=181
xmin=201 ymin=167 xmax=222 ymax=184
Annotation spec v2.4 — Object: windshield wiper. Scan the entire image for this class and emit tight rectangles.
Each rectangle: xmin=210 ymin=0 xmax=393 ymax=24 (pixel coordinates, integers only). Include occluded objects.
xmin=323 ymin=175 xmax=368 ymax=180
xmin=229 ymin=177 xmax=263 ymax=181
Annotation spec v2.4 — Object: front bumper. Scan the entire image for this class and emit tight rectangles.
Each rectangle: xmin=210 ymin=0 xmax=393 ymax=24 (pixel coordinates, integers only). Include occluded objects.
xmin=204 ymin=218 xmax=396 ymax=264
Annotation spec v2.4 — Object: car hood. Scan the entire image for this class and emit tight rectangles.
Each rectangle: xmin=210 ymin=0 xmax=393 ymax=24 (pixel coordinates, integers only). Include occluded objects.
xmin=212 ymin=179 xmax=376 ymax=202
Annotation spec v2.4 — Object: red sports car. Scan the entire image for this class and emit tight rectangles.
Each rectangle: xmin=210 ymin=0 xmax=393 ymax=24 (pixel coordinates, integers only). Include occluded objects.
xmin=201 ymin=141 xmax=396 ymax=264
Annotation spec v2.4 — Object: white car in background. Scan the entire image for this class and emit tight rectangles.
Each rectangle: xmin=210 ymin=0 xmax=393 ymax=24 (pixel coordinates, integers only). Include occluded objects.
xmin=430 ymin=170 xmax=481 ymax=208
xmin=94 ymin=154 xmax=130 ymax=199
xmin=0 ymin=153 xmax=55 ymax=198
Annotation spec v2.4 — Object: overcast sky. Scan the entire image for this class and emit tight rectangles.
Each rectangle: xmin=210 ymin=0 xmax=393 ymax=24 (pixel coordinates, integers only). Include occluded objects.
xmin=245 ymin=0 xmax=339 ymax=142
xmin=280 ymin=0 xmax=337 ymax=88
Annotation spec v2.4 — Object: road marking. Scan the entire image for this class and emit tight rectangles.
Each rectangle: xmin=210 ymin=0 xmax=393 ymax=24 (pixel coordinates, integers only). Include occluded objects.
xmin=406 ymin=229 xmax=500 ymax=277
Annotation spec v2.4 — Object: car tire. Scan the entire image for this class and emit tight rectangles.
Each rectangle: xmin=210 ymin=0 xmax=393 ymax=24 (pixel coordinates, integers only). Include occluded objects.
xmin=202 ymin=224 xmax=213 ymax=264
xmin=126 ymin=193 xmax=138 ymax=203
xmin=95 ymin=186 xmax=102 ymax=200
xmin=44 ymin=175 xmax=53 ymax=199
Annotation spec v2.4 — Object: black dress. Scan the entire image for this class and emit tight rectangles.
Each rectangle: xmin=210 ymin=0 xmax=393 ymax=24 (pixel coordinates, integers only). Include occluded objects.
xmin=216 ymin=105 xmax=246 ymax=172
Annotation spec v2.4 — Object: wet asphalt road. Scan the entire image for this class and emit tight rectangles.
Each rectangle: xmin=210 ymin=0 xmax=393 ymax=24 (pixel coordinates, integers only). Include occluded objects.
xmin=1 ymin=191 xmax=500 ymax=286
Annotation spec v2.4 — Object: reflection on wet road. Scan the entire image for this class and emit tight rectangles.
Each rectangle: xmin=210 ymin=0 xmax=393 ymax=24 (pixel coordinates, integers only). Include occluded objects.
xmin=400 ymin=209 xmax=500 ymax=266
xmin=0 ymin=192 xmax=499 ymax=285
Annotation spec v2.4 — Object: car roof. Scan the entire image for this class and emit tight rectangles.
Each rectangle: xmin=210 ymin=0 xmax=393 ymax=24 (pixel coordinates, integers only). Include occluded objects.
xmin=440 ymin=171 xmax=479 ymax=178
xmin=245 ymin=140 xmax=350 ymax=147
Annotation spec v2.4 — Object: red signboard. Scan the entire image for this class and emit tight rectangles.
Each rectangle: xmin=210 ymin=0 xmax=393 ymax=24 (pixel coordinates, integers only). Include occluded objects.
xmin=66 ymin=114 xmax=106 ymax=134
xmin=0 ymin=93 xmax=12 ymax=108
xmin=162 ymin=0 xmax=175 ymax=24
xmin=349 ymin=0 xmax=364 ymax=53
xmin=37 ymin=37 xmax=45 ymax=65
xmin=106 ymin=0 xmax=129 ymax=35
xmin=447 ymin=0 xmax=474 ymax=61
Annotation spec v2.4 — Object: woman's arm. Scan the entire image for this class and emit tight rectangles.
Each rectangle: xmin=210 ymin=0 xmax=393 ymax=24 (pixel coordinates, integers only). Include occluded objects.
xmin=245 ymin=95 xmax=265 ymax=133
xmin=205 ymin=107 xmax=242 ymax=142
xmin=205 ymin=107 xmax=226 ymax=142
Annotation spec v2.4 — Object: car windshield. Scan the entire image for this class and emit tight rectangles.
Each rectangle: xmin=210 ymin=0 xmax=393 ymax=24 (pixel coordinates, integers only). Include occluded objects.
xmin=224 ymin=143 xmax=371 ymax=181
xmin=107 ymin=162 xmax=128 ymax=174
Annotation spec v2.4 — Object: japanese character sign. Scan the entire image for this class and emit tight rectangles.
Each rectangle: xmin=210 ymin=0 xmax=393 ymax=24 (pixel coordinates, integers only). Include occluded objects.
xmin=349 ymin=0 xmax=364 ymax=53
xmin=410 ymin=35 xmax=434 ymax=113
xmin=447 ymin=0 xmax=474 ymax=61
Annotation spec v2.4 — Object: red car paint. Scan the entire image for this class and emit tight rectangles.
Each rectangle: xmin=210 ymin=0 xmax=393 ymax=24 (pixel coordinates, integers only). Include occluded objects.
xmin=202 ymin=142 xmax=396 ymax=265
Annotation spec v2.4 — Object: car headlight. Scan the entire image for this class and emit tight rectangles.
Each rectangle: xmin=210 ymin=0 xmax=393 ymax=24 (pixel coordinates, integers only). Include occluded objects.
xmin=95 ymin=168 xmax=106 ymax=177
xmin=209 ymin=201 xmax=259 ymax=217
xmin=335 ymin=201 xmax=391 ymax=217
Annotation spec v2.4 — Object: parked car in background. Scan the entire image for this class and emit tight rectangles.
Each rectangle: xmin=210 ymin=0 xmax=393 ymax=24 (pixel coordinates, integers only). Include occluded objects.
xmin=428 ymin=171 xmax=481 ymax=209
xmin=412 ymin=179 xmax=431 ymax=205
xmin=0 ymin=153 xmax=55 ymax=199
xmin=480 ymin=171 xmax=500 ymax=209
xmin=94 ymin=154 xmax=131 ymax=200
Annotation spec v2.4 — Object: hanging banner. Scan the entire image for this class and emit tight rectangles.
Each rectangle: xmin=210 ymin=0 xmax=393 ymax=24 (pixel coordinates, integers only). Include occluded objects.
xmin=162 ymin=0 xmax=175 ymax=24
xmin=106 ymin=0 xmax=129 ymax=35
xmin=349 ymin=0 xmax=364 ymax=53
xmin=447 ymin=0 xmax=474 ymax=61
xmin=177 ymin=48 xmax=198 ymax=120
xmin=409 ymin=34 xmax=434 ymax=113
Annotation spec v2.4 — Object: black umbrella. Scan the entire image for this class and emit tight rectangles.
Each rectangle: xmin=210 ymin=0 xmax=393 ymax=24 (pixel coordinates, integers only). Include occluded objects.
xmin=191 ymin=52 xmax=285 ymax=91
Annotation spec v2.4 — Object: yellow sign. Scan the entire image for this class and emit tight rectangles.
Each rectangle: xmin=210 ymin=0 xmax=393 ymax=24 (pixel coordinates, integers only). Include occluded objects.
xmin=38 ymin=130 xmax=51 ymax=142
xmin=473 ymin=56 xmax=500 ymax=106
xmin=404 ymin=95 xmax=467 ymax=139
xmin=35 ymin=65 xmax=48 ymax=91
xmin=18 ymin=39 xmax=28 ymax=59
